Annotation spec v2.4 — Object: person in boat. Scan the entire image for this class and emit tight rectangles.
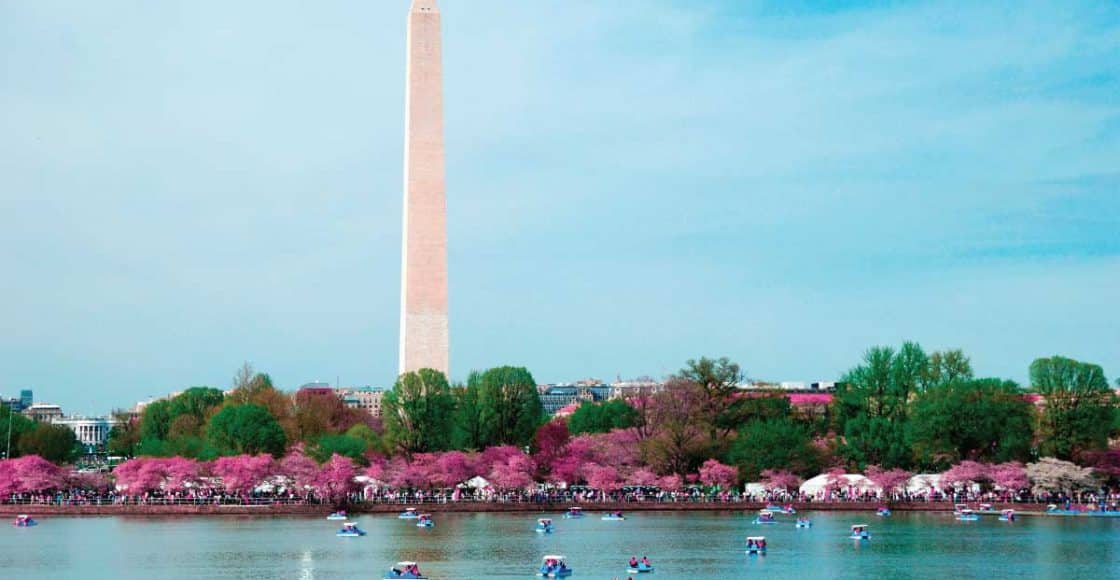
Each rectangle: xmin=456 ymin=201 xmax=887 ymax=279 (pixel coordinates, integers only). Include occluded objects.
xmin=629 ymin=557 xmax=639 ymax=568
xmin=641 ymin=556 xmax=650 ymax=566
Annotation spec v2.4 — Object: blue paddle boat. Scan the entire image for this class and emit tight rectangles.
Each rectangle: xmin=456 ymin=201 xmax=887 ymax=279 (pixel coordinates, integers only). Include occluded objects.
xmin=753 ymin=510 xmax=778 ymax=525
xmin=535 ymin=518 xmax=555 ymax=533
xmin=850 ymin=524 xmax=870 ymax=540
xmin=416 ymin=513 xmax=434 ymax=528
xmin=539 ymin=554 xmax=573 ymax=578
xmin=563 ymin=507 xmax=584 ymax=519
xmin=326 ymin=510 xmax=348 ymax=521
xmin=876 ymin=506 xmax=892 ymax=517
xmin=398 ymin=507 xmax=419 ymax=520
xmin=999 ymin=509 xmax=1016 ymax=522
xmin=601 ymin=511 xmax=625 ymax=521
xmin=746 ymin=536 xmax=768 ymax=555
xmin=956 ymin=508 xmax=980 ymax=521
xmin=336 ymin=522 xmax=366 ymax=537
xmin=795 ymin=516 xmax=812 ymax=528
xmin=12 ymin=515 xmax=37 ymax=527
xmin=627 ymin=556 xmax=654 ymax=573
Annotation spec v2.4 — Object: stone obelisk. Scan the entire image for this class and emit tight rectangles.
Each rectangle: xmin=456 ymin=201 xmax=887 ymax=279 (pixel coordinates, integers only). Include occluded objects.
xmin=399 ymin=0 xmax=449 ymax=376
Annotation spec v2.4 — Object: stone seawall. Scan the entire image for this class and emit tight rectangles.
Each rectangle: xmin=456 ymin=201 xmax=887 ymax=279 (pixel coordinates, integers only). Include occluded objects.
xmin=0 ymin=502 xmax=1048 ymax=517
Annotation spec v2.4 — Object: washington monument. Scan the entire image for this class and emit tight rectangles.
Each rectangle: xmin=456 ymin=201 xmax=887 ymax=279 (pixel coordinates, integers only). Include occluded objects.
xmin=399 ymin=0 xmax=449 ymax=376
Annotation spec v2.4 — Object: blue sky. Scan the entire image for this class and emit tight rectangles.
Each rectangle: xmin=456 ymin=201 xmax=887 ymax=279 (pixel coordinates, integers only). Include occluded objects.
xmin=1 ymin=0 xmax=1117 ymax=414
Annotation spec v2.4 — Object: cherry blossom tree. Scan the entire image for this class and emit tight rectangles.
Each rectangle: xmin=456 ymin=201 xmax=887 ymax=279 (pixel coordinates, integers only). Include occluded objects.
xmin=657 ymin=474 xmax=683 ymax=492
xmin=280 ymin=451 xmax=320 ymax=493
xmin=627 ymin=468 xmax=660 ymax=487
xmin=113 ymin=458 xmax=164 ymax=494
xmin=1026 ymin=457 xmax=1097 ymax=495
xmin=212 ymin=454 xmax=275 ymax=494
xmin=941 ymin=461 xmax=990 ymax=490
xmin=0 ymin=461 xmax=16 ymax=496
xmin=432 ymin=451 xmax=477 ymax=488
xmin=66 ymin=470 xmax=112 ymax=493
xmin=11 ymin=455 xmax=64 ymax=492
xmin=824 ymin=467 xmax=848 ymax=493
xmin=163 ymin=457 xmax=202 ymax=492
xmin=316 ymin=454 xmax=357 ymax=501
xmin=584 ymin=464 xmax=622 ymax=493
xmin=488 ymin=452 xmax=536 ymax=491
xmin=698 ymin=459 xmax=738 ymax=490
xmin=532 ymin=420 xmax=570 ymax=471
xmin=989 ymin=462 xmax=1029 ymax=493
xmin=760 ymin=469 xmax=802 ymax=492
xmin=864 ymin=465 xmax=912 ymax=498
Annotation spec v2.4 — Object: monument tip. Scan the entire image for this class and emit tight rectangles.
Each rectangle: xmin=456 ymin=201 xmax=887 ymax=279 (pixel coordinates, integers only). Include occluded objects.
xmin=411 ymin=0 xmax=437 ymax=9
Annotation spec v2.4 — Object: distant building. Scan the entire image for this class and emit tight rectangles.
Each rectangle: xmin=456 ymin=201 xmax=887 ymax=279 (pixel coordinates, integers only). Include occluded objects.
xmin=20 ymin=389 xmax=33 ymax=409
xmin=338 ymin=386 xmax=385 ymax=418
xmin=539 ymin=383 xmax=611 ymax=416
xmin=296 ymin=382 xmax=336 ymax=400
xmin=610 ymin=378 xmax=663 ymax=400
xmin=55 ymin=416 xmax=116 ymax=452
xmin=23 ymin=403 xmax=63 ymax=423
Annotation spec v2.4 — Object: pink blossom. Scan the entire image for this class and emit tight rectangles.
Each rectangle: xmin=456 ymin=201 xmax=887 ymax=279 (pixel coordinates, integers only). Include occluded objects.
xmin=212 ymin=454 xmax=275 ymax=494
xmin=584 ymin=464 xmax=622 ymax=492
xmin=113 ymin=458 xmax=164 ymax=493
xmin=864 ymin=465 xmax=912 ymax=496
xmin=698 ymin=459 xmax=738 ymax=489
xmin=657 ymin=474 xmax=683 ymax=491
xmin=432 ymin=451 xmax=478 ymax=488
xmin=627 ymin=468 xmax=660 ymax=487
xmin=315 ymin=454 xmax=357 ymax=501
xmin=989 ymin=462 xmax=1028 ymax=492
xmin=942 ymin=461 xmax=990 ymax=488
xmin=162 ymin=457 xmax=201 ymax=492
xmin=760 ymin=469 xmax=802 ymax=491
xmin=488 ymin=452 xmax=536 ymax=491
xmin=280 ymin=452 xmax=320 ymax=492
xmin=10 ymin=456 xmax=63 ymax=493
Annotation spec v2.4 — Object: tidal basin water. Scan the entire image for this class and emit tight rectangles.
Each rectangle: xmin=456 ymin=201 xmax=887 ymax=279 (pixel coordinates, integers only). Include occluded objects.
xmin=4 ymin=511 xmax=1118 ymax=579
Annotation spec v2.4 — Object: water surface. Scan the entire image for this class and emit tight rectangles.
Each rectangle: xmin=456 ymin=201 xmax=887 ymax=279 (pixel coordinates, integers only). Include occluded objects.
xmin=3 ymin=510 xmax=1117 ymax=579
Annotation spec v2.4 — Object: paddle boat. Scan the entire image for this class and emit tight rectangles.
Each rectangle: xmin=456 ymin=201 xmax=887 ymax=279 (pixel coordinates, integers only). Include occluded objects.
xmin=745 ymin=536 xmax=768 ymax=555
xmin=795 ymin=517 xmax=812 ymax=528
xmin=999 ymin=509 xmax=1016 ymax=522
xmin=979 ymin=503 xmax=995 ymax=513
xmin=416 ymin=513 xmax=434 ymax=528
xmin=956 ymin=508 xmax=980 ymax=522
xmin=398 ymin=507 xmax=420 ymax=519
xmin=601 ymin=511 xmax=625 ymax=521
xmin=765 ymin=503 xmax=796 ymax=515
xmin=336 ymin=522 xmax=367 ymax=537
xmin=563 ymin=507 xmax=584 ymax=519
xmin=627 ymin=556 xmax=655 ymax=573
xmin=876 ymin=506 xmax=892 ymax=517
xmin=954 ymin=503 xmax=970 ymax=513
xmin=384 ymin=561 xmax=428 ymax=579
xmin=12 ymin=514 xmax=37 ymax=527
xmin=782 ymin=504 xmax=798 ymax=515
xmin=538 ymin=554 xmax=573 ymax=578
xmin=535 ymin=518 xmax=555 ymax=534
xmin=326 ymin=510 xmax=348 ymax=521
xmin=850 ymin=524 xmax=870 ymax=540
xmin=752 ymin=510 xmax=778 ymax=525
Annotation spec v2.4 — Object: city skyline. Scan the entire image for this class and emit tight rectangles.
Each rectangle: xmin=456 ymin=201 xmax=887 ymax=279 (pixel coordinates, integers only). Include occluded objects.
xmin=2 ymin=1 xmax=1118 ymax=414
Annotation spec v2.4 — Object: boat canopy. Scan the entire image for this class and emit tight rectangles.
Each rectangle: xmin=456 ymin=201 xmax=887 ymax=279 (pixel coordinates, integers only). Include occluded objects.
xmin=746 ymin=536 xmax=766 ymax=541
xmin=1002 ymin=509 xmax=1015 ymax=514
xmin=851 ymin=524 xmax=868 ymax=529
xmin=395 ymin=561 xmax=418 ymax=567
xmin=543 ymin=555 xmax=566 ymax=561
xmin=538 ymin=518 xmax=552 ymax=523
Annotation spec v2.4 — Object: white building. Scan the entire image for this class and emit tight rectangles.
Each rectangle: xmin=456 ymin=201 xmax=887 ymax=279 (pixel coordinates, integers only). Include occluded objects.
xmin=55 ymin=416 xmax=117 ymax=450
xmin=338 ymin=387 xmax=386 ymax=418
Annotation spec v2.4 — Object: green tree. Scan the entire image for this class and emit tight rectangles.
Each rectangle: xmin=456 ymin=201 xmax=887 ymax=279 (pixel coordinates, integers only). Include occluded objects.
xmin=383 ymin=368 xmax=456 ymax=455
xmin=451 ymin=380 xmax=485 ymax=450
xmin=925 ymin=349 xmax=974 ymax=387
xmin=476 ymin=366 xmax=545 ymax=448
xmin=106 ymin=410 xmax=140 ymax=457
xmin=206 ymin=403 xmax=287 ymax=457
xmin=0 ymin=403 xmax=37 ymax=458
xmin=345 ymin=423 xmax=387 ymax=455
xmin=727 ymin=418 xmax=821 ymax=480
xmin=169 ymin=387 xmax=224 ymax=423
xmin=834 ymin=342 xmax=928 ymax=469
xmin=1031 ymin=356 xmax=1114 ymax=460
xmin=677 ymin=357 xmax=744 ymax=445
xmin=907 ymin=378 xmax=1035 ymax=469
xmin=138 ymin=399 xmax=173 ymax=442
xmin=17 ymin=422 xmax=81 ymax=463
xmin=567 ymin=399 xmax=639 ymax=435
xmin=311 ymin=433 xmax=368 ymax=464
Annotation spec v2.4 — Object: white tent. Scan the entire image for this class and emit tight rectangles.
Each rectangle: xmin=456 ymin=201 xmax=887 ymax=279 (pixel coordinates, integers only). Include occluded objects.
xmin=743 ymin=483 xmax=767 ymax=496
xmin=906 ymin=474 xmax=942 ymax=495
xmin=464 ymin=475 xmax=491 ymax=490
xmin=799 ymin=473 xmax=880 ymax=496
